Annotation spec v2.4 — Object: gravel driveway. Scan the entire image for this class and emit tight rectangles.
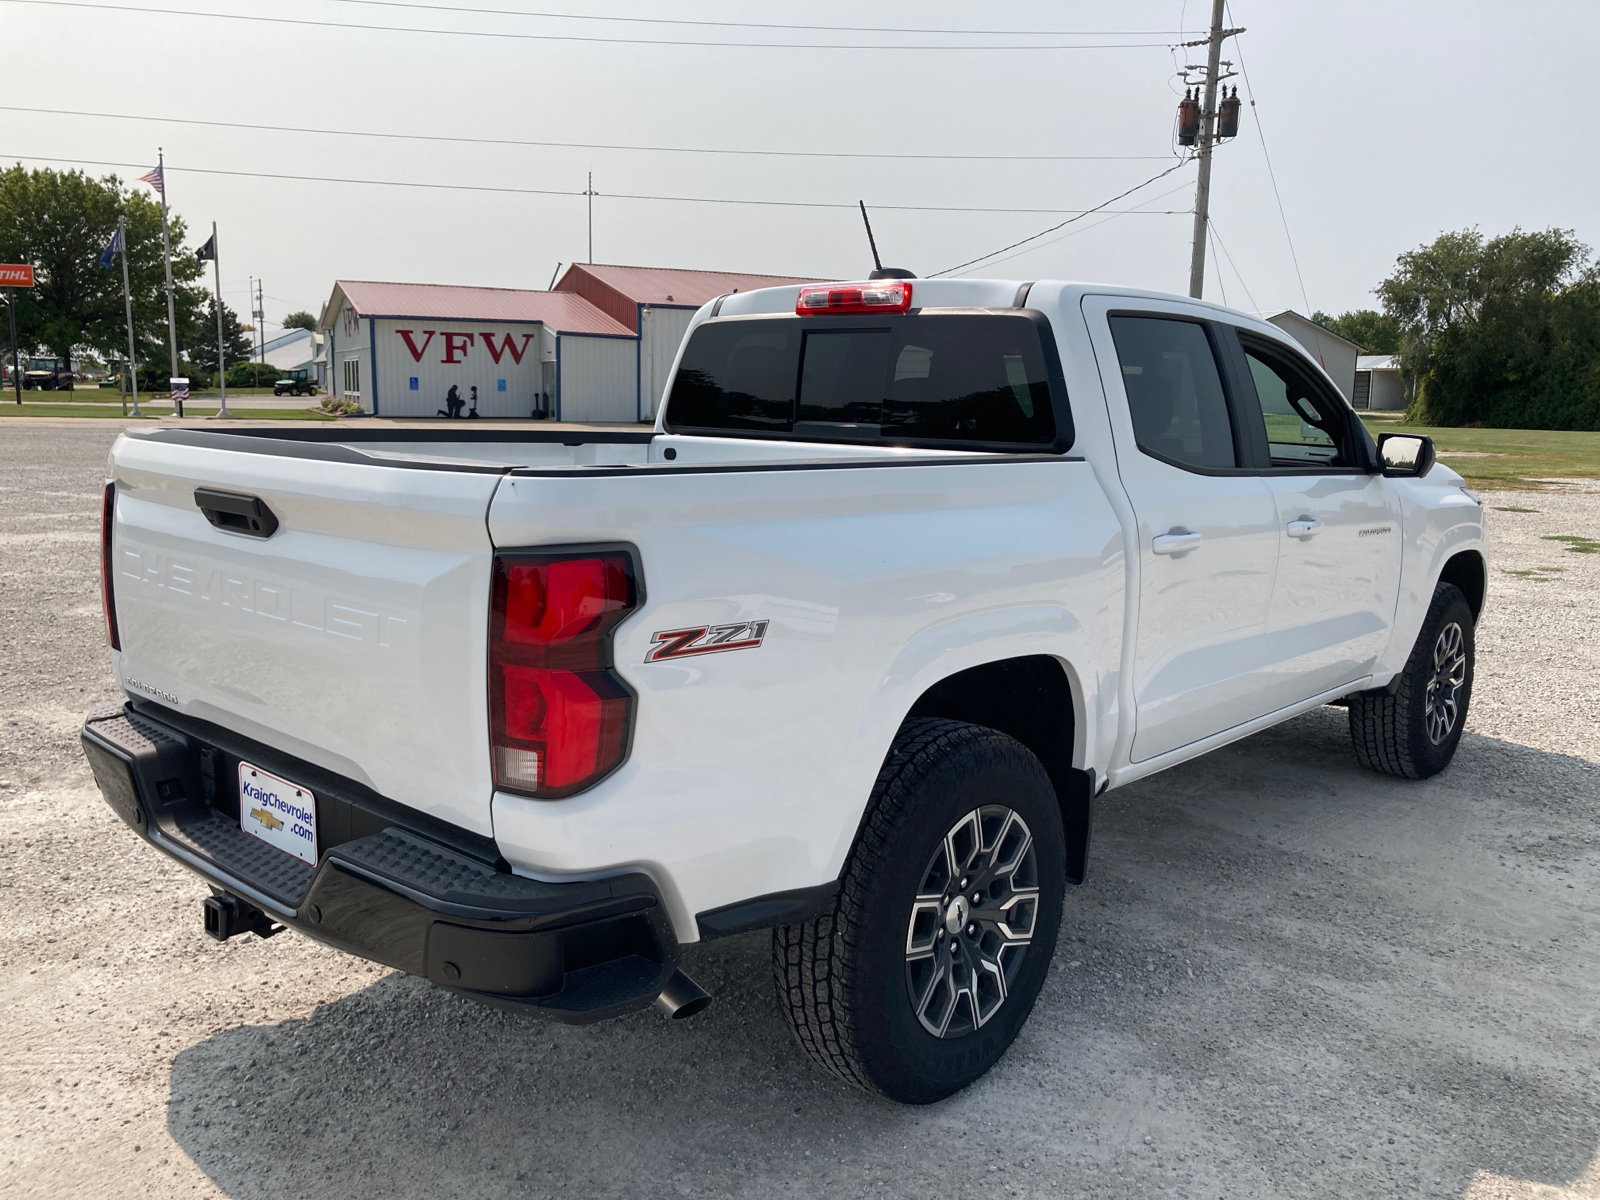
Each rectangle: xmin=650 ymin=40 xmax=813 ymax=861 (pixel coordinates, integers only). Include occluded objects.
xmin=2 ymin=424 xmax=1596 ymax=1200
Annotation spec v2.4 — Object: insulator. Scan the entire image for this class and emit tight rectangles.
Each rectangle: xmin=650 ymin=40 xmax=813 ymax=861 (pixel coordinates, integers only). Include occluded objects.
xmin=1177 ymin=89 xmax=1200 ymax=146
xmin=1218 ymin=86 xmax=1241 ymax=139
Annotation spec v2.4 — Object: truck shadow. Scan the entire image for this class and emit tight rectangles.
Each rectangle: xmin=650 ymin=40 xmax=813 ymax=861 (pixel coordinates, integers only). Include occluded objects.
xmin=166 ymin=707 xmax=1600 ymax=1200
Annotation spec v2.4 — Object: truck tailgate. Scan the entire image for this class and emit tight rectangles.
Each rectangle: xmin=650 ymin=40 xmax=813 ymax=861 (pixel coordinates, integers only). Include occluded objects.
xmin=108 ymin=431 xmax=507 ymax=836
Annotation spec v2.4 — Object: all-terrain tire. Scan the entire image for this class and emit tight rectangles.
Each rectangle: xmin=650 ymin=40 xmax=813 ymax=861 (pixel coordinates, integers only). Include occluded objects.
xmin=1349 ymin=582 xmax=1475 ymax=779
xmin=772 ymin=718 xmax=1065 ymax=1104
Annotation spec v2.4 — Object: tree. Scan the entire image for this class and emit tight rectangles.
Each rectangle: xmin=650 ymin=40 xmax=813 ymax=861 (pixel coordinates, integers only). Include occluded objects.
xmin=0 ymin=165 xmax=207 ymax=374
xmin=1311 ymin=309 xmax=1401 ymax=355
xmin=187 ymin=297 xmax=253 ymax=376
xmin=281 ymin=310 xmax=316 ymax=331
xmin=1375 ymin=227 xmax=1600 ymax=428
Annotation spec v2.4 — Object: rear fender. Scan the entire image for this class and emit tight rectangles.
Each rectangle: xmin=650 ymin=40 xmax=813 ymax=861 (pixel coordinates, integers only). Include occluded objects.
xmin=827 ymin=607 xmax=1101 ymax=883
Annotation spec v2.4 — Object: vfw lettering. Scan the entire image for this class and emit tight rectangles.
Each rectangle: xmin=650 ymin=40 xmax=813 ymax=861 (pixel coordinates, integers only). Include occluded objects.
xmin=397 ymin=329 xmax=537 ymax=365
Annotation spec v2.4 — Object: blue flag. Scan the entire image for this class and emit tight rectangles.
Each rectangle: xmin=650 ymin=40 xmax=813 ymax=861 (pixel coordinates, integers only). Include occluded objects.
xmin=98 ymin=226 xmax=122 ymax=270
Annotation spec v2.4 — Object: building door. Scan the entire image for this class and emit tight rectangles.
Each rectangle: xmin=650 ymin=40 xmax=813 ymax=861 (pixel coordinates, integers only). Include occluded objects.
xmin=1084 ymin=297 xmax=1283 ymax=763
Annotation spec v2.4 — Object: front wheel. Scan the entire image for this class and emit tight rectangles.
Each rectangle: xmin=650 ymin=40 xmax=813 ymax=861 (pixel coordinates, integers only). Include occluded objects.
xmin=772 ymin=719 xmax=1064 ymax=1104
xmin=1349 ymin=581 xmax=1475 ymax=779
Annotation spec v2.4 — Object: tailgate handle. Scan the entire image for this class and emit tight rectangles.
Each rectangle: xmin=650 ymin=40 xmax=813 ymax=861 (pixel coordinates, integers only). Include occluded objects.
xmin=194 ymin=488 xmax=280 ymax=538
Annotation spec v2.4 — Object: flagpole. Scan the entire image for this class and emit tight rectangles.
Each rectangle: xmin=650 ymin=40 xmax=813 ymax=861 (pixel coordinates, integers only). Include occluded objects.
xmin=211 ymin=221 xmax=231 ymax=419
xmin=156 ymin=148 xmax=180 ymax=416
xmin=117 ymin=215 xmax=142 ymax=418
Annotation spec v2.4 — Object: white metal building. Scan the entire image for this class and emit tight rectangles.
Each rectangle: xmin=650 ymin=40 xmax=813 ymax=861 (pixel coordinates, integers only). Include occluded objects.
xmin=555 ymin=264 xmax=821 ymax=420
xmin=1257 ymin=310 xmax=1363 ymax=404
xmin=257 ymin=327 xmax=320 ymax=373
xmin=319 ymin=281 xmax=635 ymax=420
xmin=1355 ymin=354 xmax=1407 ymax=411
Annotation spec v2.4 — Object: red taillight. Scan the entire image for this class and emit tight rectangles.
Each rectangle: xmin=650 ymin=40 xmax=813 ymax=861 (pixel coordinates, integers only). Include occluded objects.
xmin=489 ymin=551 xmax=637 ymax=798
xmin=101 ymin=481 xmax=120 ymax=651
xmin=795 ymin=280 xmax=913 ymax=315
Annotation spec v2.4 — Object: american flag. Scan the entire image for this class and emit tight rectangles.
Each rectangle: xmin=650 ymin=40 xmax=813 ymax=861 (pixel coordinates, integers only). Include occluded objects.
xmin=139 ymin=164 xmax=163 ymax=195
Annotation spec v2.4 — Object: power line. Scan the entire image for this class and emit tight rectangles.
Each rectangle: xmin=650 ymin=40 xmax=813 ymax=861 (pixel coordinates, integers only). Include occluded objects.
xmin=332 ymin=1 xmax=1189 ymax=38
xmin=1226 ymin=3 xmax=1310 ymax=313
xmin=3 ymin=0 xmax=1179 ymax=50
xmin=1208 ymin=224 xmax=1229 ymax=307
xmin=0 ymin=106 xmax=1172 ymax=164
xmin=947 ymin=177 xmax=1198 ymax=275
xmin=1206 ymin=219 xmax=1258 ymax=310
xmin=0 ymin=152 xmax=1192 ymax=216
xmin=931 ymin=160 xmax=1194 ymax=277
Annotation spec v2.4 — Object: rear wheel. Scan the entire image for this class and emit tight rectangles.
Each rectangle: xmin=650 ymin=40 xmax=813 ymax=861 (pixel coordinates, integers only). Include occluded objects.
xmin=772 ymin=719 xmax=1064 ymax=1104
xmin=1349 ymin=582 xmax=1474 ymax=779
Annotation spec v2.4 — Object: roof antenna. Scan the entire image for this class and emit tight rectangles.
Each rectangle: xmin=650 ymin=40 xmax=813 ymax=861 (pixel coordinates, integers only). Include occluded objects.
xmin=859 ymin=201 xmax=916 ymax=281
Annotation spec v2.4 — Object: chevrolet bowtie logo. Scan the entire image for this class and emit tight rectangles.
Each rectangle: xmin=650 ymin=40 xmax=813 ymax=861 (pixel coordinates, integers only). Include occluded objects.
xmin=249 ymin=806 xmax=284 ymax=831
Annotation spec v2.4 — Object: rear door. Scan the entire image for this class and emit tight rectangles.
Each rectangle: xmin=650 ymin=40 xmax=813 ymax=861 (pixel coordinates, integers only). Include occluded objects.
xmin=1224 ymin=328 xmax=1403 ymax=706
xmin=1082 ymin=296 xmax=1281 ymax=762
xmin=109 ymin=431 xmax=506 ymax=835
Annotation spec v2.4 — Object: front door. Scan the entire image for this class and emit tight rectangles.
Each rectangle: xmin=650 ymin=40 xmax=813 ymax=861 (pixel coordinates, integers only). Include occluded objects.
xmin=1084 ymin=297 xmax=1282 ymax=763
xmin=1230 ymin=330 xmax=1403 ymax=707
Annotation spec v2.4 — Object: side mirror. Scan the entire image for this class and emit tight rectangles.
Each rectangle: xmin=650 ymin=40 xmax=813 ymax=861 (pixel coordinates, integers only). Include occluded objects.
xmin=1377 ymin=432 xmax=1436 ymax=478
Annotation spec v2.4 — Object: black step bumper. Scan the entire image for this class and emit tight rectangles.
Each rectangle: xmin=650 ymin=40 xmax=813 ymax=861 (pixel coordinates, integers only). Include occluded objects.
xmin=80 ymin=702 xmax=678 ymax=1023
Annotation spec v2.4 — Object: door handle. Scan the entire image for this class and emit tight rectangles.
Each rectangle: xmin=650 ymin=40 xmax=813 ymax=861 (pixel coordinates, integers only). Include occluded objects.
xmin=194 ymin=487 xmax=280 ymax=538
xmin=1151 ymin=531 xmax=1202 ymax=555
xmin=1286 ymin=518 xmax=1324 ymax=540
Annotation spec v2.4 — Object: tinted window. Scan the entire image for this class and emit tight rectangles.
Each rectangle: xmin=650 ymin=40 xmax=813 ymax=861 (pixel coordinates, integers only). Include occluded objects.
xmin=798 ymin=329 xmax=892 ymax=426
xmin=667 ymin=321 xmax=799 ymax=431
xmin=666 ymin=314 xmax=1058 ymax=446
xmin=1107 ymin=316 xmax=1238 ymax=470
xmin=1240 ymin=338 xmax=1356 ymax=468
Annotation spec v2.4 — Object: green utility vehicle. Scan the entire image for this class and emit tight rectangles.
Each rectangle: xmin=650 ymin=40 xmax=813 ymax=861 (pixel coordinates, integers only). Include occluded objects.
xmin=273 ymin=368 xmax=318 ymax=397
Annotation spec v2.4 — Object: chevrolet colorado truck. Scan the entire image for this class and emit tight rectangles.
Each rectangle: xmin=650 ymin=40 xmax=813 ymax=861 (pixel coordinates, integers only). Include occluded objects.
xmin=81 ymin=278 xmax=1486 ymax=1103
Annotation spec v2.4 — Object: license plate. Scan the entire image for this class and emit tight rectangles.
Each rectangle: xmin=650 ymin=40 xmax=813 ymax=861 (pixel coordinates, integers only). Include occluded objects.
xmin=238 ymin=761 xmax=318 ymax=866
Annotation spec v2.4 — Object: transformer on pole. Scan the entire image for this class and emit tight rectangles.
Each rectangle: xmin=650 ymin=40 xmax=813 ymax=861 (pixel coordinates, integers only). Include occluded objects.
xmin=1176 ymin=1 xmax=1244 ymax=299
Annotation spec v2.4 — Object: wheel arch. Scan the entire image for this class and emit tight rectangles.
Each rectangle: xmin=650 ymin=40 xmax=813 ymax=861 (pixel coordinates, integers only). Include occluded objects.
xmin=904 ymin=654 xmax=1093 ymax=884
xmin=1439 ymin=549 xmax=1486 ymax=622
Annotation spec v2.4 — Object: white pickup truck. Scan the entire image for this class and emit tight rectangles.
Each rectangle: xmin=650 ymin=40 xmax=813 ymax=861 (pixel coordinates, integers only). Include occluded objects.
xmin=82 ymin=278 xmax=1486 ymax=1103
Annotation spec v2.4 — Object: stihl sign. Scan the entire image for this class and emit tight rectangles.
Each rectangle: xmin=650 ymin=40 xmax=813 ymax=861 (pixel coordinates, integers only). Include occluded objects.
xmin=396 ymin=329 xmax=538 ymax=365
xmin=0 ymin=265 xmax=34 ymax=287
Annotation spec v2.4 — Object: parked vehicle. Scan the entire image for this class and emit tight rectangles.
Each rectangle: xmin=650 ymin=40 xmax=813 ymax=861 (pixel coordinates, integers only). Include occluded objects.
xmin=82 ymin=279 xmax=1486 ymax=1103
xmin=273 ymin=368 xmax=317 ymax=397
xmin=24 ymin=356 xmax=73 ymax=390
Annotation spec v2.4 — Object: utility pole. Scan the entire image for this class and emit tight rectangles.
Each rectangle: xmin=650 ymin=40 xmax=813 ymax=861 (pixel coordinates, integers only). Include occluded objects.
xmin=255 ymin=278 xmax=265 ymax=377
xmin=585 ymin=172 xmax=596 ymax=263
xmin=1184 ymin=1 xmax=1243 ymax=299
xmin=7 ymin=292 xmax=17 ymax=404
xmin=1188 ymin=0 xmax=1226 ymax=299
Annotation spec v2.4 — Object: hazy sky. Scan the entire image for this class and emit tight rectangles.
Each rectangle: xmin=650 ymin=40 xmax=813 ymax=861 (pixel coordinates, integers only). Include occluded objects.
xmin=9 ymin=1 xmax=1598 ymax=335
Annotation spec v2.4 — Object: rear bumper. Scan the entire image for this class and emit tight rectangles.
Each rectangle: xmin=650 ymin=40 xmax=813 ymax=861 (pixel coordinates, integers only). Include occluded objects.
xmin=80 ymin=702 xmax=678 ymax=1023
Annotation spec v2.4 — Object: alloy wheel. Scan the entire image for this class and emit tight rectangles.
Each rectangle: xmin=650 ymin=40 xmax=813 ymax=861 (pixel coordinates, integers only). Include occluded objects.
xmin=904 ymin=806 xmax=1039 ymax=1038
xmin=1424 ymin=620 xmax=1467 ymax=745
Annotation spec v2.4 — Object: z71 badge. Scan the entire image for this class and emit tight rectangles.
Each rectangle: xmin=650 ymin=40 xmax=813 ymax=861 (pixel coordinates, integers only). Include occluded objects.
xmin=646 ymin=621 xmax=769 ymax=662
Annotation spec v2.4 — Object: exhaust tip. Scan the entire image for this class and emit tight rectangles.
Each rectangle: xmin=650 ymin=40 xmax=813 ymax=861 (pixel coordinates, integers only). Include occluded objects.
xmin=654 ymin=968 xmax=712 ymax=1020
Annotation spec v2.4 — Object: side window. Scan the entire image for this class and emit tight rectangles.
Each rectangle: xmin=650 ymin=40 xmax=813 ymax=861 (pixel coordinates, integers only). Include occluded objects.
xmin=1107 ymin=315 xmax=1238 ymax=470
xmin=1240 ymin=338 xmax=1356 ymax=468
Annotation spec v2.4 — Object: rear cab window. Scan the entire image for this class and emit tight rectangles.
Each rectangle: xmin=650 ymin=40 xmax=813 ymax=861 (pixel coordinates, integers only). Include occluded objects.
xmin=664 ymin=311 xmax=1072 ymax=452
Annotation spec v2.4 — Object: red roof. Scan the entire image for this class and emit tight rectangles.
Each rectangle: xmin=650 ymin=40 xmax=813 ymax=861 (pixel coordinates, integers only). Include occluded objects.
xmin=555 ymin=263 xmax=822 ymax=332
xmin=332 ymin=280 xmax=632 ymax=336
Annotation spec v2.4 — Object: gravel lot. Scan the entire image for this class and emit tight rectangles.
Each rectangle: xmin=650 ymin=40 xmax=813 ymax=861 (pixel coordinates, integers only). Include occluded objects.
xmin=2 ymin=423 xmax=1596 ymax=1200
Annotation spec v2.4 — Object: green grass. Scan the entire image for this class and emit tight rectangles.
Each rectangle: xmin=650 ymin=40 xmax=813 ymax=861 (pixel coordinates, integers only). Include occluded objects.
xmin=3 ymin=403 xmax=335 ymax=420
xmin=27 ymin=386 xmax=310 ymax=401
xmin=1501 ymin=566 xmax=1566 ymax=579
xmin=1542 ymin=534 xmax=1600 ymax=554
xmin=1358 ymin=415 xmax=1600 ymax=488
